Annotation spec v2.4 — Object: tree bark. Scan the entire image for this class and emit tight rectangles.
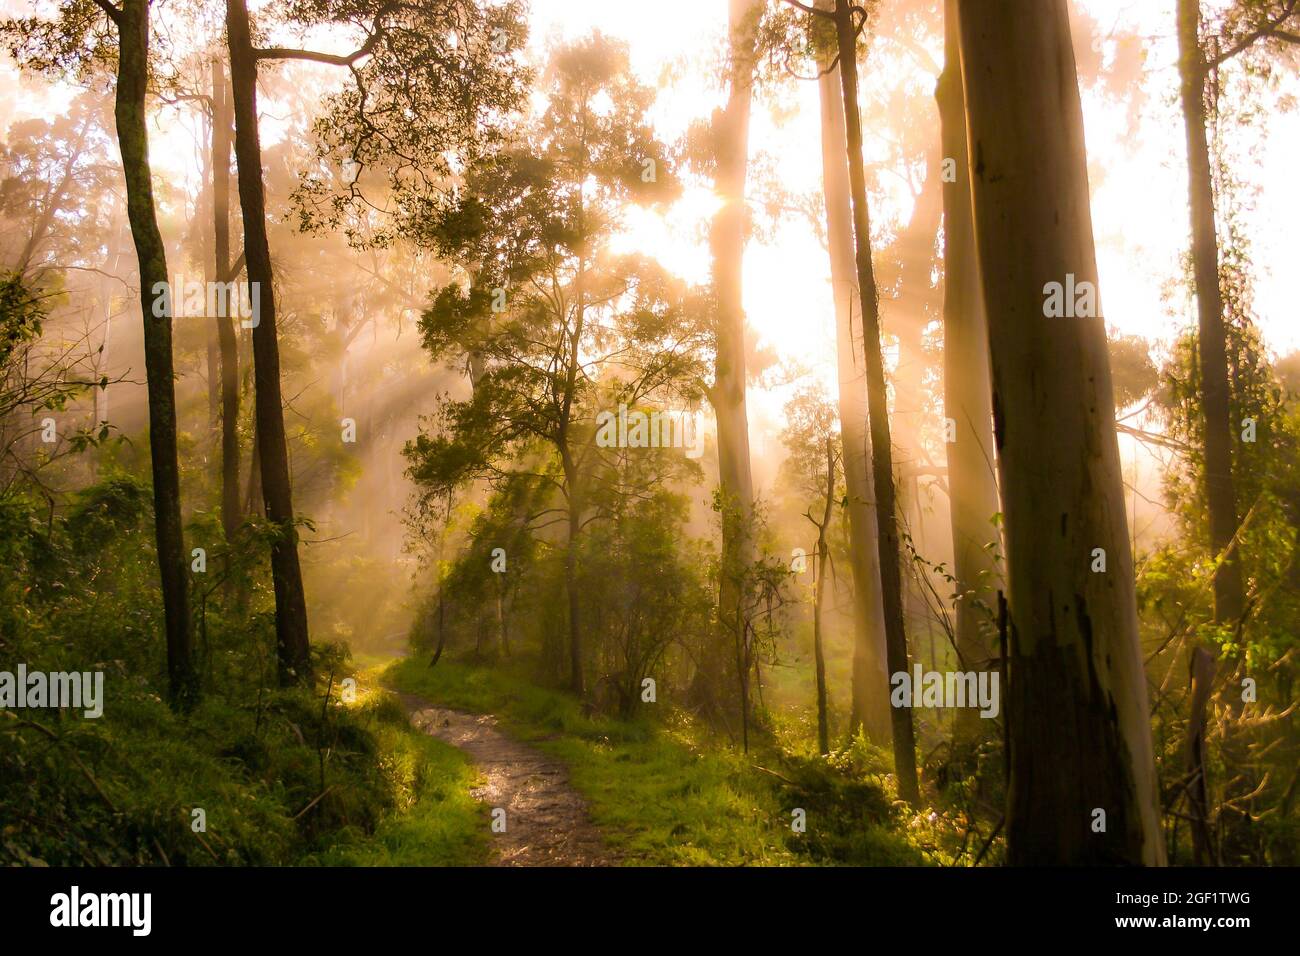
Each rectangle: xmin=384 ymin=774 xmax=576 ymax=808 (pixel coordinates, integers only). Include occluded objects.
xmin=113 ymin=0 xmax=197 ymax=708
xmin=813 ymin=436 xmax=834 ymax=756
xmin=1177 ymin=0 xmax=1245 ymax=627
xmin=957 ymin=0 xmax=1164 ymax=864
xmin=1176 ymin=0 xmax=1252 ymax=865
xmin=815 ymin=45 xmax=891 ymax=743
xmin=884 ymin=141 xmax=944 ymax=478
xmin=226 ymin=0 xmax=312 ymax=686
xmin=564 ymin=461 xmax=584 ymax=696
xmin=937 ymin=0 xmax=1001 ymax=748
xmin=211 ymin=56 xmax=242 ymax=546
xmin=833 ymin=0 xmax=920 ymax=805
xmin=705 ymin=0 xmax=763 ymax=715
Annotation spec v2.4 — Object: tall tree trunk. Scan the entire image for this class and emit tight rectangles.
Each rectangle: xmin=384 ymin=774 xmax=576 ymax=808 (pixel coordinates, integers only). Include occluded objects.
xmin=887 ymin=143 xmax=944 ymax=653
xmin=559 ymin=234 xmax=588 ymax=696
xmin=705 ymin=0 xmax=762 ymax=716
xmin=564 ymin=463 xmax=584 ymax=696
xmin=226 ymin=0 xmax=312 ymax=686
xmin=211 ymin=56 xmax=242 ymax=546
xmin=957 ymin=0 xmax=1164 ymax=864
xmin=816 ymin=46 xmax=891 ymax=743
xmin=1176 ymin=0 xmax=1250 ymax=866
xmin=813 ymin=436 xmax=834 ymax=756
xmin=833 ymin=0 xmax=920 ymax=805
xmin=885 ymin=141 xmax=944 ymax=480
xmin=429 ymin=589 xmax=446 ymax=667
xmin=937 ymin=0 xmax=1000 ymax=748
xmin=1185 ymin=643 xmax=1218 ymax=863
xmin=497 ymin=576 xmax=511 ymax=658
xmin=113 ymin=0 xmax=196 ymax=709
xmin=1176 ymin=0 xmax=1245 ymax=628
xmin=245 ymin=426 xmax=263 ymax=517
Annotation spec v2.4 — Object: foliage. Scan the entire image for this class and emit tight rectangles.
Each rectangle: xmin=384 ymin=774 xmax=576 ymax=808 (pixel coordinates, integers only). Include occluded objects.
xmin=0 ymin=482 xmax=485 ymax=866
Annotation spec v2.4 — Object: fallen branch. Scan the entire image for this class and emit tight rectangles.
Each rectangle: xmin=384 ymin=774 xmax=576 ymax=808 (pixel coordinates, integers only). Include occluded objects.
xmin=750 ymin=764 xmax=800 ymax=788
xmin=1 ymin=711 xmax=117 ymax=813
xmin=292 ymin=784 xmax=336 ymax=821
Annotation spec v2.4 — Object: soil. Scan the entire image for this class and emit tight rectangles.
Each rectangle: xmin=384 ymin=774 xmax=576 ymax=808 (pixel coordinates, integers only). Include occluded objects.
xmin=396 ymin=692 xmax=617 ymax=867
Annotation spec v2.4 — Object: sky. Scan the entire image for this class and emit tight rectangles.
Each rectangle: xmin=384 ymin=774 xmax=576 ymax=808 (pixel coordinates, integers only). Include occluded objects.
xmin=522 ymin=0 xmax=1300 ymax=512
xmin=526 ymin=0 xmax=1299 ymax=361
xmin=5 ymin=0 xmax=1293 ymax=362
xmin=2 ymin=0 xmax=1295 ymax=520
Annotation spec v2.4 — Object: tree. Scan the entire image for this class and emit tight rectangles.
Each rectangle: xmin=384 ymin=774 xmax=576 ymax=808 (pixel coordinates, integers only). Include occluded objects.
xmin=223 ymin=0 xmax=528 ymax=685
xmin=781 ymin=385 xmax=842 ymax=755
xmin=225 ymin=0 xmax=313 ymax=685
xmin=404 ymin=35 xmax=703 ymax=697
xmin=935 ymin=0 xmax=999 ymax=748
xmin=210 ymin=55 xmax=242 ymax=548
xmin=793 ymin=0 xmax=920 ymax=804
xmin=957 ymin=0 xmax=1164 ymax=864
xmin=4 ymin=0 xmax=197 ymax=708
xmin=813 ymin=5 xmax=891 ymax=744
xmin=1175 ymin=0 xmax=1299 ymax=862
xmin=0 ymin=272 xmax=112 ymax=498
xmin=0 ymin=95 xmax=111 ymax=279
xmin=119 ymin=0 xmax=194 ymax=709
xmin=705 ymin=0 xmax=764 ymax=717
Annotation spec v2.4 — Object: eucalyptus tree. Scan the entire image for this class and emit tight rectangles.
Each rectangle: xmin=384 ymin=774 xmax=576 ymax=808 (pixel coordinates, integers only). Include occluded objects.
xmin=780 ymin=0 xmax=920 ymax=804
xmin=808 ymin=2 xmax=890 ymax=743
xmin=957 ymin=0 xmax=1164 ymax=864
xmin=781 ymin=385 xmax=843 ymax=755
xmin=935 ymin=0 xmax=999 ymax=748
xmin=222 ymin=0 xmax=527 ymax=684
xmin=403 ymin=35 xmax=707 ymax=696
xmin=1174 ymin=0 xmax=1299 ymax=860
xmin=3 ymin=0 xmax=197 ymax=707
xmin=705 ymin=0 xmax=765 ymax=717
xmin=1176 ymin=0 xmax=1299 ymax=630
xmin=209 ymin=56 xmax=242 ymax=547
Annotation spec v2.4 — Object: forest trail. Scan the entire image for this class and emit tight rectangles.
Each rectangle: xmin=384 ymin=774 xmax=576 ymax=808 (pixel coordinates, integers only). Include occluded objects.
xmin=395 ymin=692 xmax=617 ymax=867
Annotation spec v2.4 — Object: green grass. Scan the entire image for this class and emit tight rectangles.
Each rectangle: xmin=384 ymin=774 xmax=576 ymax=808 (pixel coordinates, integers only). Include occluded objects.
xmin=385 ymin=656 xmax=926 ymax=866
xmin=0 ymin=658 xmax=490 ymax=867
xmin=307 ymin=691 xmax=489 ymax=866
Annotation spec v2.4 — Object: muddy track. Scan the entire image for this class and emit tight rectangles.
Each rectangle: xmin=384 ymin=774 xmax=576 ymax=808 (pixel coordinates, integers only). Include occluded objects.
xmin=396 ymin=692 xmax=617 ymax=867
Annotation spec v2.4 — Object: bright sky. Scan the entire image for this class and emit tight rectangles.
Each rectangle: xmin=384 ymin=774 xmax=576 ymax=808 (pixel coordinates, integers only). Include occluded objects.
xmin=4 ymin=0 xmax=1295 ymax=492
xmin=531 ymin=0 xmax=1300 ymax=361
xmin=6 ymin=0 xmax=1293 ymax=360
xmin=525 ymin=0 xmax=1299 ymax=505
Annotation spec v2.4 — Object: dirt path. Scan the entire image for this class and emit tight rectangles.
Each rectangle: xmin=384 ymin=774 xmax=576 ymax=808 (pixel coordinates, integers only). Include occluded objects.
xmin=396 ymin=692 xmax=616 ymax=867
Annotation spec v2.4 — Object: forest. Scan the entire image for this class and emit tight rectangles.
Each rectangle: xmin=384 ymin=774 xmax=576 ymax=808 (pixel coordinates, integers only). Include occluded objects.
xmin=0 ymin=0 xmax=1297 ymax=873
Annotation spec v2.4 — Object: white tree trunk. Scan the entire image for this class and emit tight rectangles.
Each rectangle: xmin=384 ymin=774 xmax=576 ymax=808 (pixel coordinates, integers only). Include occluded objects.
xmin=817 ymin=52 xmax=891 ymax=743
xmin=957 ymin=0 xmax=1164 ymax=864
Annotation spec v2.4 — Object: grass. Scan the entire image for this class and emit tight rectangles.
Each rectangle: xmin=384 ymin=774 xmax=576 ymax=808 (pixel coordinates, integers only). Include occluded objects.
xmin=0 ymin=639 xmax=925 ymax=867
xmin=384 ymin=655 xmax=927 ymax=866
xmin=0 ymin=655 xmax=490 ymax=867
xmin=307 ymin=688 xmax=489 ymax=866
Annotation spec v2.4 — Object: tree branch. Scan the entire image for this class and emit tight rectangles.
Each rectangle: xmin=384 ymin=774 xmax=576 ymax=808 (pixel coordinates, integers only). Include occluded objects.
xmin=1209 ymin=0 xmax=1300 ymax=66
xmin=91 ymin=0 xmax=122 ymax=27
xmin=255 ymin=30 xmax=382 ymax=67
xmin=779 ymin=0 xmax=833 ymax=18
xmin=221 ymin=250 xmax=246 ymax=284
